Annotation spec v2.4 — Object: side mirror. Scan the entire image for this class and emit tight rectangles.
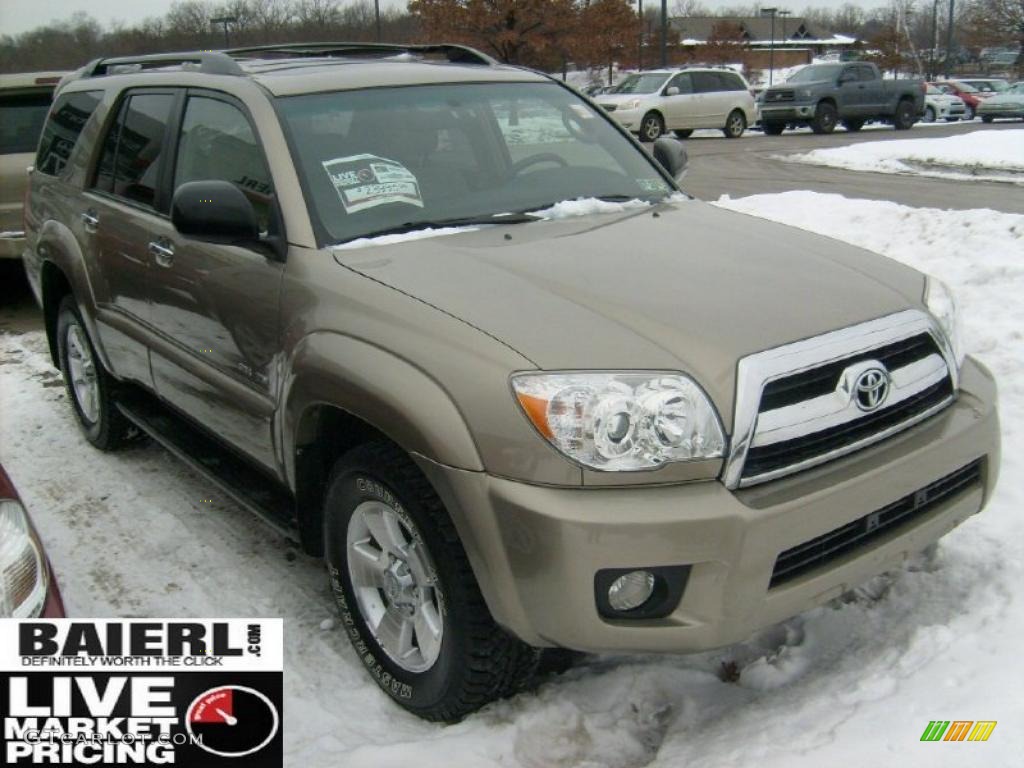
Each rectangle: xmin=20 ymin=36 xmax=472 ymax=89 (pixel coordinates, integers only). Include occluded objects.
xmin=171 ymin=180 xmax=259 ymax=243
xmin=665 ymin=86 xmax=680 ymax=96
xmin=652 ymin=137 xmax=688 ymax=181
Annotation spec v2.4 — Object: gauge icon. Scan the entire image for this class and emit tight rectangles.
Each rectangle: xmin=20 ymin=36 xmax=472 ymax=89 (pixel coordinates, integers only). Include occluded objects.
xmin=185 ymin=685 xmax=279 ymax=758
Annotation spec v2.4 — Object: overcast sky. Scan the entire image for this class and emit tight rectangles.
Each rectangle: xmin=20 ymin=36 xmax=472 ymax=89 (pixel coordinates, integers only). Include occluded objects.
xmin=2 ymin=0 xmax=877 ymax=37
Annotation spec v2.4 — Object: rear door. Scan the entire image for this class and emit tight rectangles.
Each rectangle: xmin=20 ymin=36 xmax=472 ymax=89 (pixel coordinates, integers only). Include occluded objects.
xmin=0 ymin=87 xmax=52 ymax=254
xmin=856 ymin=65 xmax=886 ymax=112
xmin=147 ymin=90 xmax=283 ymax=472
xmin=82 ymin=89 xmax=179 ymax=386
xmin=835 ymin=65 xmax=865 ymax=115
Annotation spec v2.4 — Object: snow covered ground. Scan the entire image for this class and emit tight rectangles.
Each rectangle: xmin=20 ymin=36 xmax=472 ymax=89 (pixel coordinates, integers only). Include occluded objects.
xmin=2 ymin=191 xmax=1022 ymax=766
xmin=783 ymin=129 xmax=1024 ymax=183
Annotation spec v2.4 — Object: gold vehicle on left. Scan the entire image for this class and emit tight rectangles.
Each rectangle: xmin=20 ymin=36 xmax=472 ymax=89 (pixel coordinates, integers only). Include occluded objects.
xmin=0 ymin=72 xmax=65 ymax=259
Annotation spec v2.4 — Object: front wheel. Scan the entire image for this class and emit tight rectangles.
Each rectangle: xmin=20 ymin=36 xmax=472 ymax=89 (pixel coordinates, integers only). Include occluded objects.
xmin=842 ymin=118 xmax=865 ymax=132
xmin=722 ymin=109 xmax=746 ymax=138
xmin=56 ymin=296 xmax=131 ymax=450
xmin=810 ymin=102 xmax=837 ymax=134
xmin=639 ymin=111 xmax=664 ymax=142
xmin=893 ymin=99 xmax=916 ymax=130
xmin=922 ymin=106 xmax=936 ymax=123
xmin=964 ymin=105 xmax=975 ymax=120
xmin=323 ymin=441 xmax=537 ymax=722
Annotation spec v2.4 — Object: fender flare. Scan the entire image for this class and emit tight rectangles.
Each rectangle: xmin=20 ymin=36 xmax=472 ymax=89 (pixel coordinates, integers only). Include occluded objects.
xmin=280 ymin=331 xmax=484 ymax=490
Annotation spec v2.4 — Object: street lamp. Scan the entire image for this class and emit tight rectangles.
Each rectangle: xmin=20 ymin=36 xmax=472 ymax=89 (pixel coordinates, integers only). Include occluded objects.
xmin=660 ymin=0 xmax=668 ymax=69
xmin=779 ymin=8 xmax=792 ymax=42
xmin=374 ymin=0 xmax=381 ymax=42
xmin=761 ymin=7 xmax=777 ymax=86
xmin=636 ymin=0 xmax=644 ymax=70
xmin=945 ymin=0 xmax=956 ymax=79
xmin=210 ymin=16 xmax=237 ymax=48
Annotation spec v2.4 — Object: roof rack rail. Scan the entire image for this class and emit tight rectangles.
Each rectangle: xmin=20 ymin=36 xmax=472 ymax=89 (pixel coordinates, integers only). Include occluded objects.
xmin=82 ymin=51 xmax=244 ymax=78
xmin=224 ymin=42 xmax=498 ymax=66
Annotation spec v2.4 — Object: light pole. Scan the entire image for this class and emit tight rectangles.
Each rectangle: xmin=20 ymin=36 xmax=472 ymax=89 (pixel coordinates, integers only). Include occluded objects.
xmin=660 ymin=0 xmax=668 ymax=68
xmin=210 ymin=16 xmax=236 ymax=48
xmin=930 ymin=0 xmax=939 ymax=79
xmin=637 ymin=0 xmax=644 ymax=70
xmin=374 ymin=0 xmax=381 ymax=42
xmin=779 ymin=9 xmax=791 ymax=43
xmin=944 ymin=0 xmax=955 ymax=79
xmin=761 ymin=8 xmax=777 ymax=86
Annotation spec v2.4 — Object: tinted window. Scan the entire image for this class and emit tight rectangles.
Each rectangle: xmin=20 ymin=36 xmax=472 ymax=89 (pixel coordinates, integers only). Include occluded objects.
xmin=36 ymin=90 xmax=101 ymax=175
xmin=667 ymin=73 xmax=693 ymax=94
xmin=691 ymin=72 xmax=721 ymax=94
xmin=612 ymin=73 xmax=671 ymax=94
xmin=722 ymin=73 xmax=746 ymax=91
xmin=0 ymin=91 xmax=52 ymax=155
xmin=174 ymin=96 xmax=275 ymax=232
xmin=94 ymin=92 xmax=175 ymax=209
xmin=855 ymin=65 xmax=877 ymax=81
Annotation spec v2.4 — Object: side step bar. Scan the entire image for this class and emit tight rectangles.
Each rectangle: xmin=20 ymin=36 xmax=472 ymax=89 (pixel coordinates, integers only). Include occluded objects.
xmin=115 ymin=390 xmax=299 ymax=543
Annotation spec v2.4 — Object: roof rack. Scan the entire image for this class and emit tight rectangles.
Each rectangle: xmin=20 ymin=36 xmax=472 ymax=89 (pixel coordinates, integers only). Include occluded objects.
xmin=225 ymin=42 xmax=498 ymax=67
xmin=82 ymin=51 xmax=243 ymax=77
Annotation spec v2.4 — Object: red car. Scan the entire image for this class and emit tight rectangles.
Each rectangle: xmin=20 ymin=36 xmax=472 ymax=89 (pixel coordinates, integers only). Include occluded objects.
xmin=0 ymin=463 xmax=65 ymax=618
xmin=931 ymin=81 xmax=987 ymax=120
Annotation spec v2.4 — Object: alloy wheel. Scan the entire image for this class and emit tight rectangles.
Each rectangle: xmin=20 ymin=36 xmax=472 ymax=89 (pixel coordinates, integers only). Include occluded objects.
xmin=66 ymin=324 xmax=100 ymax=424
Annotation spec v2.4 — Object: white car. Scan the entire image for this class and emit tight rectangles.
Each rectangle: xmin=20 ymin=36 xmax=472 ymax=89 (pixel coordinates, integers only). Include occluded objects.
xmin=923 ymin=85 xmax=966 ymax=122
xmin=597 ymin=68 xmax=757 ymax=141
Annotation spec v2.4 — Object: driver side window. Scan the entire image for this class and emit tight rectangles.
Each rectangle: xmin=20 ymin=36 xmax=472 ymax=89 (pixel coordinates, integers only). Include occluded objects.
xmin=173 ymin=95 xmax=275 ymax=233
xmin=667 ymin=73 xmax=694 ymax=95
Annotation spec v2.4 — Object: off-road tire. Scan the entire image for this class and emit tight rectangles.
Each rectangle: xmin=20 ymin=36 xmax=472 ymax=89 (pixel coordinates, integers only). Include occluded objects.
xmin=810 ymin=102 xmax=838 ymax=134
xmin=323 ymin=441 xmax=538 ymax=722
xmin=56 ymin=296 xmax=131 ymax=450
xmin=762 ymin=121 xmax=786 ymax=135
xmin=894 ymin=98 xmax=916 ymax=130
xmin=639 ymin=111 xmax=664 ymax=142
xmin=722 ymin=109 xmax=746 ymax=139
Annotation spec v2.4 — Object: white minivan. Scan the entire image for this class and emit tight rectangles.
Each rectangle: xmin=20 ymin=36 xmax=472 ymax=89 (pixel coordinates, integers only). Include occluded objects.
xmin=597 ymin=67 xmax=757 ymax=141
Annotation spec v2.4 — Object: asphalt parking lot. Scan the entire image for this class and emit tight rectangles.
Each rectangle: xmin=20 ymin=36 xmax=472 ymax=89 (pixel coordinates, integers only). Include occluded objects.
xmin=679 ymin=120 xmax=1024 ymax=214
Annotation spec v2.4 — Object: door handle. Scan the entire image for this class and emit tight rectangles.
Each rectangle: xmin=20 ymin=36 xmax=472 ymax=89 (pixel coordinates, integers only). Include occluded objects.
xmin=148 ymin=240 xmax=175 ymax=268
xmin=81 ymin=210 xmax=99 ymax=232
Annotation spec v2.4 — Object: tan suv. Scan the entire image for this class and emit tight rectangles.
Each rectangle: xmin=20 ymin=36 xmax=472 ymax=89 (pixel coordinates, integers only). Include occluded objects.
xmin=24 ymin=44 xmax=1000 ymax=722
xmin=0 ymin=72 xmax=65 ymax=258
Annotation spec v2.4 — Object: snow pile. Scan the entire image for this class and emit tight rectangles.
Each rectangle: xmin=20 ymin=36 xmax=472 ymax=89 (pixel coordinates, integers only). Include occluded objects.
xmin=332 ymin=226 xmax=479 ymax=250
xmin=1 ymin=190 xmax=1022 ymax=766
xmin=535 ymin=194 xmax=687 ymax=220
xmin=784 ymin=129 xmax=1024 ymax=183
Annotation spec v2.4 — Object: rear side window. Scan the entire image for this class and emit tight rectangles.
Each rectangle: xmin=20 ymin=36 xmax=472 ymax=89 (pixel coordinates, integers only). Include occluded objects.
xmin=0 ymin=91 xmax=52 ymax=156
xmin=722 ymin=73 xmax=747 ymax=91
xmin=36 ymin=90 xmax=102 ymax=175
xmin=691 ymin=72 xmax=722 ymax=94
xmin=855 ymin=65 xmax=877 ymax=81
xmin=173 ymin=96 xmax=275 ymax=232
xmin=94 ymin=92 xmax=175 ymax=210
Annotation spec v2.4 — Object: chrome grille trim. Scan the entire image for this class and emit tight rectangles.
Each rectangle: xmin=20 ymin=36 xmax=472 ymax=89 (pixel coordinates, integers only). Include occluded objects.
xmin=723 ymin=310 xmax=959 ymax=490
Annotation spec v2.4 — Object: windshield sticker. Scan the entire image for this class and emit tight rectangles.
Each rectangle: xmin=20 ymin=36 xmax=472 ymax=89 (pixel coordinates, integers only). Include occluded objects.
xmin=322 ymin=154 xmax=424 ymax=213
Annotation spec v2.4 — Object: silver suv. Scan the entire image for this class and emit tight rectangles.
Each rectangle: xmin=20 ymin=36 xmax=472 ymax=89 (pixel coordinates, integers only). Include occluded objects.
xmin=24 ymin=43 xmax=999 ymax=722
xmin=598 ymin=67 xmax=757 ymax=140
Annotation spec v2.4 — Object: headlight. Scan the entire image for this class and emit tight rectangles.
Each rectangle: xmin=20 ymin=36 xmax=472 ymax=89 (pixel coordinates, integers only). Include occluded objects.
xmin=627 ymin=99 xmax=641 ymax=110
xmin=512 ymin=372 xmax=726 ymax=471
xmin=0 ymin=499 xmax=48 ymax=618
xmin=924 ymin=277 xmax=965 ymax=368
xmin=798 ymin=88 xmax=814 ymax=99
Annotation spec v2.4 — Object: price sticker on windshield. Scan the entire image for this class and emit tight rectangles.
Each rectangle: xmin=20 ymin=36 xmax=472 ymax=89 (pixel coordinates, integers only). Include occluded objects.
xmin=323 ymin=154 xmax=424 ymax=213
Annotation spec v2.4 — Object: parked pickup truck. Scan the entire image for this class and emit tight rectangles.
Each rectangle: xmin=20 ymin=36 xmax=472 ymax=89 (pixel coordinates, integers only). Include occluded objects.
xmin=760 ymin=62 xmax=925 ymax=134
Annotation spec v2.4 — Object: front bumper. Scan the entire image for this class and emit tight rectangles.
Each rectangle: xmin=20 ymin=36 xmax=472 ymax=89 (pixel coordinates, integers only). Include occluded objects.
xmin=422 ymin=356 xmax=999 ymax=653
xmin=0 ymin=230 xmax=25 ymax=259
xmin=603 ymin=106 xmax=642 ymax=130
xmin=760 ymin=103 xmax=816 ymax=122
xmin=977 ymin=104 xmax=1024 ymax=118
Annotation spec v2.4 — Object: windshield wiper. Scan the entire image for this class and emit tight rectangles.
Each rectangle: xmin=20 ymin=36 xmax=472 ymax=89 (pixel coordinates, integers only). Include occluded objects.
xmin=344 ymin=212 xmax=541 ymax=244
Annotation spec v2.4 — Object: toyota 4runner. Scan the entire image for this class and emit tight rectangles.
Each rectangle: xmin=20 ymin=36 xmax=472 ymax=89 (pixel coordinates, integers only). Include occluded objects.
xmin=23 ymin=43 xmax=1000 ymax=722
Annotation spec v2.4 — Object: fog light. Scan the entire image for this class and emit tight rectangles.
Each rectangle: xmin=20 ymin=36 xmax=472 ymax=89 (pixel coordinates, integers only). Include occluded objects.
xmin=607 ymin=570 xmax=655 ymax=612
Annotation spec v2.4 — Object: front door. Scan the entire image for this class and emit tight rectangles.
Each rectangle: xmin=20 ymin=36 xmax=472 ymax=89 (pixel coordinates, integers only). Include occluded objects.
xmin=147 ymin=91 xmax=283 ymax=472
xmin=662 ymin=73 xmax=700 ymax=128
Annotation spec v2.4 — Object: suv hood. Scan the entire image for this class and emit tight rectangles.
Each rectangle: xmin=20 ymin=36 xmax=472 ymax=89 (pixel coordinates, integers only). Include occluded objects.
xmin=334 ymin=200 xmax=925 ymax=423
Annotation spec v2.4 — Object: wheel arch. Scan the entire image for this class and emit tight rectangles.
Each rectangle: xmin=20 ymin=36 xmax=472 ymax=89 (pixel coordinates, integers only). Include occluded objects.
xmin=282 ymin=332 xmax=484 ymax=555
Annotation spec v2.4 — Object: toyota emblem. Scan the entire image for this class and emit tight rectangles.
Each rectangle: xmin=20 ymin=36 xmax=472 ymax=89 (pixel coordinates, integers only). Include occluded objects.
xmin=854 ymin=367 xmax=890 ymax=412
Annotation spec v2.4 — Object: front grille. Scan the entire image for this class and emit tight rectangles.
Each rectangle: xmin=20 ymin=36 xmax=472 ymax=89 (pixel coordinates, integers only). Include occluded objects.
xmin=766 ymin=90 xmax=794 ymax=102
xmin=770 ymin=460 xmax=982 ymax=588
xmin=744 ymin=377 xmax=953 ymax=479
xmin=759 ymin=334 xmax=940 ymax=412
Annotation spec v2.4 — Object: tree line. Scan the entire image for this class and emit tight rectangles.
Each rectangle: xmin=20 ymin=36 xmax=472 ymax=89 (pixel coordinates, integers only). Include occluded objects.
xmin=1 ymin=0 xmax=1020 ymax=75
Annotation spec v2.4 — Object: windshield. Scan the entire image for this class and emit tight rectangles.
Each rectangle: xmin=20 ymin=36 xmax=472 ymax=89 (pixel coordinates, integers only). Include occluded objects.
xmin=951 ymin=81 xmax=979 ymax=93
xmin=926 ymin=86 xmax=942 ymax=95
xmin=1011 ymin=83 xmax=1024 ymax=95
xmin=787 ymin=64 xmax=844 ymax=84
xmin=610 ymin=73 xmax=670 ymax=94
xmin=0 ymin=91 xmax=51 ymax=155
xmin=276 ymin=82 xmax=675 ymax=245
